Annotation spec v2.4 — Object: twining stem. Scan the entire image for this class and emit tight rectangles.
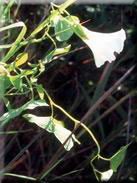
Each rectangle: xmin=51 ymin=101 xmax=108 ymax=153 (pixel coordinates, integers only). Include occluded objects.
xmin=44 ymin=90 xmax=101 ymax=157
xmin=1 ymin=0 xmax=76 ymax=64
xmin=44 ymin=89 xmax=112 ymax=170
xmin=44 ymin=89 xmax=111 ymax=181
xmin=25 ymin=76 xmax=34 ymax=99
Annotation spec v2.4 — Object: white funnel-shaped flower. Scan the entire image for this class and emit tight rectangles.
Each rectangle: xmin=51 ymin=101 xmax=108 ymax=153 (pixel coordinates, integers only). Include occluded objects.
xmin=81 ymin=27 xmax=126 ymax=67
xmin=101 ymin=169 xmax=113 ymax=181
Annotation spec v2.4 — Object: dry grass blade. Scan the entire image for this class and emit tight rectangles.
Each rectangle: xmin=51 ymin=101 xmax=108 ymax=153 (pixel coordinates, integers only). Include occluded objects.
xmin=81 ymin=65 xmax=135 ymax=123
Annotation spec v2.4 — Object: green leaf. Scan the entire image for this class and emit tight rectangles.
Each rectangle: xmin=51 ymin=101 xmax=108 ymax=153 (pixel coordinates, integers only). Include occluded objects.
xmin=23 ymin=114 xmax=79 ymax=151
xmin=110 ymin=144 xmax=129 ymax=172
xmin=54 ymin=123 xmax=76 ymax=151
xmin=25 ymin=100 xmax=49 ymax=110
xmin=55 ymin=17 xmax=74 ymax=42
xmin=0 ymin=76 xmax=11 ymax=99
xmin=23 ymin=114 xmax=55 ymax=133
xmin=0 ymin=100 xmax=49 ymax=126
xmin=20 ymin=70 xmax=33 ymax=76
xmin=50 ymin=15 xmax=60 ymax=27
xmin=15 ymin=52 xmax=28 ymax=67
xmin=51 ymin=15 xmax=79 ymax=27
xmin=53 ymin=45 xmax=71 ymax=55
xmin=9 ymin=75 xmax=22 ymax=91
xmin=43 ymin=45 xmax=71 ymax=64
xmin=2 ymin=97 xmax=11 ymax=110
xmin=0 ymin=77 xmax=6 ymax=98
xmin=36 ymin=84 xmax=45 ymax=100
xmin=0 ymin=22 xmax=27 ymax=63
xmin=66 ymin=15 xmax=80 ymax=25
xmin=73 ymin=24 xmax=88 ymax=40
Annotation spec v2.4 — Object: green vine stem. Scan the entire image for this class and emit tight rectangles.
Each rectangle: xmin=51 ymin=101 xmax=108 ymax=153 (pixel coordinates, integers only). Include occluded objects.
xmin=43 ymin=89 xmax=111 ymax=180
xmin=29 ymin=0 xmax=76 ymax=38
xmin=44 ymin=90 xmax=101 ymax=157
xmin=1 ymin=0 xmax=76 ymax=64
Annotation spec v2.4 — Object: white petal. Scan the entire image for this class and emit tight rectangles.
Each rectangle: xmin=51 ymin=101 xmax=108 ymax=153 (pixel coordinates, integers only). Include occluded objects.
xmin=54 ymin=124 xmax=75 ymax=151
xmin=82 ymin=27 xmax=126 ymax=67
xmin=101 ymin=169 xmax=113 ymax=181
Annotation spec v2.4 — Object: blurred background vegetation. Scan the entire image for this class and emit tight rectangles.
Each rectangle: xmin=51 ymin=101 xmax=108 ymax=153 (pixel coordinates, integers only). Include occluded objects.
xmin=1 ymin=0 xmax=137 ymax=182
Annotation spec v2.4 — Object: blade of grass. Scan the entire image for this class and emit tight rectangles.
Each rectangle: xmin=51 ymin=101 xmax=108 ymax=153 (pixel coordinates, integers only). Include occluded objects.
xmin=91 ymin=90 xmax=137 ymax=127
xmin=90 ymin=62 xmax=114 ymax=107
xmin=39 ymin=158 xmax=64 ymax=180
xmin=77 ymin=65 xmax=135 ymax=139
xmin=4 ymin=173 xmax=36 ymax=181
xmin=1 ymin=0 xmax=15 ymax=22
xmin=3 ymin=132 xmax=43 ymax=173
xmin=0 ymin=22 xmax=27 ymax=63
xmin=108 ymin=95 xmax=128 ymax=120
xmin=50 ymin=168 xmax=83 ymax=181
xmin=81 ymin=65 xmax=135 ymax=123
xmin=89 ymin=62 xmax=114 ymax=139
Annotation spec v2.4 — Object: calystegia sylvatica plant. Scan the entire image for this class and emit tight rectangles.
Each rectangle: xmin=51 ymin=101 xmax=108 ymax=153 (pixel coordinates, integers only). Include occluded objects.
xmin=0 ymin=0 xmax=131 ymax=181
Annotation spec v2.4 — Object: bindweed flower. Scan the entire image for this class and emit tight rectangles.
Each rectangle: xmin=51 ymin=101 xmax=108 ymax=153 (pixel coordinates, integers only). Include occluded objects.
xmin=101 ymin=169 xmax=113 ymax=181
xmin=81 ymin=27 xmax=126 ymax=67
